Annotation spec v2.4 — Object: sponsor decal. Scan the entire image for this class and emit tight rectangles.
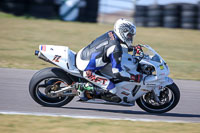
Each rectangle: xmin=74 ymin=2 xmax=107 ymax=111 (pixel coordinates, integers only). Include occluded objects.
xmin=121 ymin=91 xmax=130 ymax=96
xmin=159 ymin=65 xmax=164 ymax=70
xmin=159 ymin=73 xmax=165 ymax=76
xmin=52 ymin=55 xmax=61 ymax=62
xmin=147 ymin=83 xmax=156 ymax=86
xmin=86 ymin=71 xmax=108 ymax=85
xmin=122 ymin=87 xmax=129 ymax=91
xmin=108 ymin=32 xmax=114 ymax=40
xmin=41 ymin=45 xmax=46 ymax=51
xmin=141 ymin=89 xmax=149 ymax=92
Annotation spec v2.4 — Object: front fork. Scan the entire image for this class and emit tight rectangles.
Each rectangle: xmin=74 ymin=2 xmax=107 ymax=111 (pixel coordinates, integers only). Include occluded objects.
xmin=152 ymin=86 xmax=162 ymax=103
xmin=146 ymin=77 xmax=173 ymax=103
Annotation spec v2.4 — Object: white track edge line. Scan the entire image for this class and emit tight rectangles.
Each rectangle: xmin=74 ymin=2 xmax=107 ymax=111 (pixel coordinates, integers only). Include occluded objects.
xmin=0 ymin=111 xmax=198 ymax=123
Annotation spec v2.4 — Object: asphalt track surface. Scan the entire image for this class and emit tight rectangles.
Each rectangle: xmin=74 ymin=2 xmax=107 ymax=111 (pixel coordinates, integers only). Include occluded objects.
xmin=0 ymin=68 xmax=200 ymax=123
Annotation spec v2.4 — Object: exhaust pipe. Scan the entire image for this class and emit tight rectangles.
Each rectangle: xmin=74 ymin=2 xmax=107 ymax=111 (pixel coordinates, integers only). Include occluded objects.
xmin=35 ymin=50 xmax=39 ymax=56
xmin=34 ymin=50 xmax=48 ymax=62
xmin=34 ymin=50 xmax=55 ymax=65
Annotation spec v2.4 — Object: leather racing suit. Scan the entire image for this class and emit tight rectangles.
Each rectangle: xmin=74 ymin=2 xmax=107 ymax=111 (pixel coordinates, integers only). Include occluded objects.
xmin=76 ymin=31 xmax=141 ymax=93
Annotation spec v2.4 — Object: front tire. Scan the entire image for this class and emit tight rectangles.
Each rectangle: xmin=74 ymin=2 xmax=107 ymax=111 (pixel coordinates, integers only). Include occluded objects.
xmin=136 ymin=83 xmax=180 ymax=113
xmin=29 ymin=67 xmax=74 ymax=107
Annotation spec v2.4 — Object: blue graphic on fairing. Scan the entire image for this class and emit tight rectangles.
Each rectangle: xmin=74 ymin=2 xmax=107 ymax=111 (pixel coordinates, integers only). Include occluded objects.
xmin=106 ymin=82 xmax=115 ymax=90
xmin=85 ymin=52 xmax=104 ymax=71
xmin=109 ymin=53 xmax=122 ymax=71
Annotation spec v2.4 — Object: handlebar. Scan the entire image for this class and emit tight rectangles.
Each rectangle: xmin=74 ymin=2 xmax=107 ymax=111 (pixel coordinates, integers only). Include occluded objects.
xmin=133 ymin=48 xmax=144 ymax=62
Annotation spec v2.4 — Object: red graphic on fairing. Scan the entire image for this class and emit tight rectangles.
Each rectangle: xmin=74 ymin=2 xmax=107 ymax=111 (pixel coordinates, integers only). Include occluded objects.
xmin=121 ymin=91 xmax=130 ymax=96
xmin=86 ymin=71 xmax=108 ymax=85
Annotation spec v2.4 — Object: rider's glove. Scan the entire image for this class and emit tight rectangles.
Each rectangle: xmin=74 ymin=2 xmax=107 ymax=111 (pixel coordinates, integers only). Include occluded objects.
xmin=130 ymin=74 xmax=143 ymax=83
xmin=134 ymin=44 xmax=143 ymax=54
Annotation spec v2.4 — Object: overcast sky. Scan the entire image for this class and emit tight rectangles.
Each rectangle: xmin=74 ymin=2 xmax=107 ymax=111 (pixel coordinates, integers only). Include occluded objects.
xmin=100 ymin=0 xmax=200 ymax=13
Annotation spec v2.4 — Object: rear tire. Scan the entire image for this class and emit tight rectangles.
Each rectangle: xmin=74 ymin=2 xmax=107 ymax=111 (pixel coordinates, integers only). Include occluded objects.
xmin=136 ymin=83 xmax=180 ymax=113
xmin=29 ymin=67 xmax=74 ymax=107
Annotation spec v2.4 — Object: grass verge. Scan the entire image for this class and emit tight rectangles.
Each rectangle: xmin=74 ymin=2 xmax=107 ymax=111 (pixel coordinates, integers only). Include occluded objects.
xmin=0 ymin=12 xmax=200 ymax=80
xmin=0 ymin=114 xmax=200 ymax=133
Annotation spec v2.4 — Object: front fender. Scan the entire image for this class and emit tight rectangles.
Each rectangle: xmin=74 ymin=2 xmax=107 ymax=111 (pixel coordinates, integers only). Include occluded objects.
xmin=144 ymin=76 xmax=173 ymax=87
xmin=161 ymin=77 xmax=174 ymax=87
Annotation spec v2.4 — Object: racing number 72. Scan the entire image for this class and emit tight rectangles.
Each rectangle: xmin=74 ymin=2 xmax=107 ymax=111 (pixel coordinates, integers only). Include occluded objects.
xmin=52 ymin=55 xmax=61 ymax=62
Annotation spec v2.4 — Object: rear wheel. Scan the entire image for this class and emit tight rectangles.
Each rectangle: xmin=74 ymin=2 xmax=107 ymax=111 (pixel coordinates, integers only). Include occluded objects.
xmin=29 ymin=67 xmax=74 ymax=107
xmin=136 ymin=83 xmax=180 ymax=113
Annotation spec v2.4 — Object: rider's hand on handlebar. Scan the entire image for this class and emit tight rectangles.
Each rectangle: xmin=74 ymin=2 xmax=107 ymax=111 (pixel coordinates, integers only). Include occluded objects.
xmin=134 ymin=44 xmax=143 ymax=55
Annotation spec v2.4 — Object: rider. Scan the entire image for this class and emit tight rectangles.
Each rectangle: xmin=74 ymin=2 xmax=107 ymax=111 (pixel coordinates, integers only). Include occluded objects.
xmin=76 ymin=18 xmax=143 ymax=101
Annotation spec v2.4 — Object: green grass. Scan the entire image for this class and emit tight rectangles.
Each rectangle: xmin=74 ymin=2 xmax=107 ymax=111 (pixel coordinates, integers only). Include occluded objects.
xmin=0 ymin=114 xmax=200 ymax=133
xmin=0 ymin=12 xmax=200 ymax=80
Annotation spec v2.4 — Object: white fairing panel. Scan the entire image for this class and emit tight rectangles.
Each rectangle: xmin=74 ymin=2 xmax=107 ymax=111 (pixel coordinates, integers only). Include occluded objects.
xmin=121 ymin=53 xmax=138 ymax=75
xmin=39 ymin=45 xmax=81 ymax=77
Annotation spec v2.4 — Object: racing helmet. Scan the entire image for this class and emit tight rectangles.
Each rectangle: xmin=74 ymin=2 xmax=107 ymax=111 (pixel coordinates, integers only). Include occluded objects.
xmin=114 ymin=18 xmax=136 ymax=49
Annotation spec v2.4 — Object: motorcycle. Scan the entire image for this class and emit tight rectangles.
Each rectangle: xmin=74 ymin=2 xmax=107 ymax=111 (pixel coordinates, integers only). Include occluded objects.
xmin=29 ymin=44 xmax=180 ymax=113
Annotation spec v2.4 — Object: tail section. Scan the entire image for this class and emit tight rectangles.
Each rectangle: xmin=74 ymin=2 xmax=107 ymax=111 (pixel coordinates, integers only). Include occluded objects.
xmin=36 ymin=45 xmax=81 ymax=77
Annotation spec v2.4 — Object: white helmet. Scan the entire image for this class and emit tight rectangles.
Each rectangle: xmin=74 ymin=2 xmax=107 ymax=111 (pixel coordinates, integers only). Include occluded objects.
xmin=114 ymin=18 xmax=136 ymax=49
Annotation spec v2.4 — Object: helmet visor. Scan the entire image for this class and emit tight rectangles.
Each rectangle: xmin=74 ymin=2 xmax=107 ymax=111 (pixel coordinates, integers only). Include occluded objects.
xmin=124 ymin=32 xmax=134 ymax=43
xmin=127 ymin=33 xmax=134 ymax=42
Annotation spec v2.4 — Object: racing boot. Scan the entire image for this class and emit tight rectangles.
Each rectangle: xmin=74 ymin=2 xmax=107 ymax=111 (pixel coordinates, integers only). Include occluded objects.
xmin=103 ymin=87 xmax=121 ymax=103
xmin=77 ymin=83 xmax=94 ymax=101
xmin=77 ymin=89 xmax=88 ymax=101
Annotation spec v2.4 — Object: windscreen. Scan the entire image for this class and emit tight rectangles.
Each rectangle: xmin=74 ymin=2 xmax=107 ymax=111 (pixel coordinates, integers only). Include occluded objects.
xmin=142 ymin=46 xmax=161 ymax=63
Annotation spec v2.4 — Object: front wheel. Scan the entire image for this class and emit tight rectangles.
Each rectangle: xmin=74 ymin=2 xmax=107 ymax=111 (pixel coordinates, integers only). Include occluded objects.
xmin=136 ymin=83 xmax=180 ymax=113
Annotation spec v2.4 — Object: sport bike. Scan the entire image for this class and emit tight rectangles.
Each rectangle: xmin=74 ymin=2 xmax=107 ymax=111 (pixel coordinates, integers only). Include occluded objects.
xmin=29 ymin=44 xmax=180 ymax=113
